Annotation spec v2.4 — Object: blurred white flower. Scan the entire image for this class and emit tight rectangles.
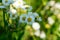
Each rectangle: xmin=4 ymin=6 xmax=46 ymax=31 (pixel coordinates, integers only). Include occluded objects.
xmin=54 ymin=3 xmax=60 ymax=9
xmin=26 ymin=15 xmax=35 ymax=25
xmin=19 ymin=14 xmax=27 ymax=23
xmin=12 ymin=0 xmax=25 ymax=9
xmin=47 ymin=0 xmax=55 ymax=6
xmin=34 ymin=30 xmax=40 ymax=37
xmin=10 ymin=6 xmax=17 ymax=19
xmin=32 ymin=22 xmax=40 ymax=30
xmin=48 ymin=17 xmax=55 ymax=25
xmin=10 ymin=8 xmax=17 ymax=14
xmin=40 ymin=31 xmax=46 ymax=39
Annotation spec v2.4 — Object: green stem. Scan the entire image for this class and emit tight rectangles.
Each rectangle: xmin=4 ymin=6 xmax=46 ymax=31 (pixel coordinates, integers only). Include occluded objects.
xmin=3 ymin=9 xmax=6 ymax=27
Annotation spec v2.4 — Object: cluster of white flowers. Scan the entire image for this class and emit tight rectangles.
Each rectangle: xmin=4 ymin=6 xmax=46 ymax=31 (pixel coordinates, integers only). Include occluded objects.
xmin=32 ymin=22 xmax=46 ymax=39
xmin=9 ymin=0 xmax=33 ymax=20
xmin=19 ymin=12 xmax=42 ymax=25
xmin=44 ymin=0 xmax=60 ymax=26
xmin=46 ymin=0 xmax=60 ymax=15
xmin=12 ymin=0 xmax=25 ymax=9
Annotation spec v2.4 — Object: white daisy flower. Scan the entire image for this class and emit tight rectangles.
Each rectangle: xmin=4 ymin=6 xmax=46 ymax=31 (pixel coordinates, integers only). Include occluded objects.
xmin=32 ymin=22 xmax=40 ymax=30
xmin=40 ymin=31 xmax=46 ymax=39
xmin=26 ymin=15 xmax=35 ymax=25
xmin=48 ymin=17 xmax=55 ymax=25
xmin=34 ymin=30 xmax=40 ymax=37
xmin=19 ymin=14 xmax=27 ymax=23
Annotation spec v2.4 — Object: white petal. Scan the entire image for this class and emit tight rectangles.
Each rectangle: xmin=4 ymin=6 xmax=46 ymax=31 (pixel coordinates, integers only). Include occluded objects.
xmin=34 ymin=30 xmax=40 ymax=37
xmin=48 ymin=17 xmax=55 ymax=25
xmin=54 ymin=3 xmax=60 ymax=9
xmin=47 ymin=0 xmax=55 ymax=6
xmin=10 ymin=8 xmax=17 ymax=14
xmin=32 ymin=22 xmax=40 ymax=30
xmin=40 ymin=31 xmax=46 ymax=39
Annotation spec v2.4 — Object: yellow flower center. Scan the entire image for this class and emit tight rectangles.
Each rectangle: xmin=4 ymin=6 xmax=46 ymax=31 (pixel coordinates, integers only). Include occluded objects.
xmin=27 ymin=17 xmax=32 ymax=22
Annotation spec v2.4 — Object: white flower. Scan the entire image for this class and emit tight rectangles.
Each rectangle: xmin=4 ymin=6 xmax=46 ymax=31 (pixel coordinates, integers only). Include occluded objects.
xmin=10 ymin=6 xmax=17 ymax=19
xmin=47 ymin=0 xmax=55 ymax=6
xmin=48 ymin=17 xmax=55 ymax=25
xmin=40 ymin=31 xmax=46 ymax=39
xmin=34 ymin=30 xmax=40 ymax=37
xmin=54 ymin=3 xmax=60 ymax=9
xmin=10 ymin=8 xmax=17 ymax=14
xmin=19 ymin=14 xmax=27 ymax=23
xmin=12 ymin=1 xmax=20 ymax=8
xmin=12 ymin=0 xmax=25 ymax=9
xmin=32 ymin=22 xmax=40 ymax=30
xmin=26 ymin=15 xmax=35 ymax=25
